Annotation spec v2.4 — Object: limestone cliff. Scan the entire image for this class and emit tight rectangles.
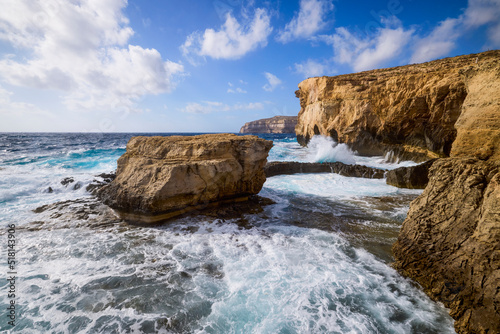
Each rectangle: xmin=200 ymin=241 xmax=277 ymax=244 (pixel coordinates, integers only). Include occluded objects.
xmin=393 ymin=158 xmax=500 ymax=334
xmin=295 ymin=50 xmax=500 ymax=162
xmin=98 ymin=134 xmax=273 ymax=223
xmin=294 ymin=50 xmax=500 ymax=333
xmin=240 ymin=116 xmax=298 ymax=134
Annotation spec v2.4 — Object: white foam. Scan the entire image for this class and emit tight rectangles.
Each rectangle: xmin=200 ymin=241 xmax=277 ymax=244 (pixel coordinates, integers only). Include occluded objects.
xmin=5 ymin=221 xmax=453 ymax=333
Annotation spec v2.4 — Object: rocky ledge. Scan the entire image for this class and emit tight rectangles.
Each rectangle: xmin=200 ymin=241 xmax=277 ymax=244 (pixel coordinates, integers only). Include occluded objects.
xmin=295 ymin=50 xmax=500 ymax=162
xmin=240 ymin=116 xmax=298 ymax=134
xmin=98 ymin=134 xmax=273 ymax=223
xmin=264 ymin=161 xmax=385 ymax=179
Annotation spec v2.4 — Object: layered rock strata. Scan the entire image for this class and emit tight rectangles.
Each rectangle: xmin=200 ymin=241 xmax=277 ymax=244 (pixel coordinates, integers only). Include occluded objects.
xmin=385 ymin=159 xmax=436 ymax=189
xmin=240 ymin=116 xmax=298 ymax=134
xmin=295 ymin=50 xmax=500 ymax=162
xmin=393 ymin=158 xmax=500 ymax=334
xmin=264 ymin=161 xmax=385 ymax=179
xmin=389 ymin=52 xmax=500 ymax=334
xmin=99 ymin=134 xmax=273 ymax=223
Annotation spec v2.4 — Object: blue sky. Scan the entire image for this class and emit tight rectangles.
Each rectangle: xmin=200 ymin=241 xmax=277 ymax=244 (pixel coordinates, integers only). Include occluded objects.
xmin=0 ymin=0 xmax=499 ymax=133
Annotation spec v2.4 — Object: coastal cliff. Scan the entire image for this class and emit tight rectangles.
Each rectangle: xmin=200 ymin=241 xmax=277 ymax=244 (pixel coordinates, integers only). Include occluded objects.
xmin=295 ymin=50 xmax=500 ymax=333
xmin=240 ymin=116 xmax=298 ymax=134
xmin=295 ymin=50 xmax=499 ymax=162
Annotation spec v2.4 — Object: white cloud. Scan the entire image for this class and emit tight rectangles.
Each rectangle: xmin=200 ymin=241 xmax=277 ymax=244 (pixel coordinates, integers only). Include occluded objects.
xmin=294 ymin=59 xmax=329 ymax=78
xmin=325 ymin=18 xmax=414 ymax=72
xmin=410 ymin=0 xmax=500 ymax=63
xmin=181 ymin=8 xmax=272 ymax=61
xmin=262 ymin=72 xmax=282 ymax=92
xmin=181 ymin=101 xmax=263 ymax=114
xmin=411 ymin=18 xmax=461 ymax=63
xmin=227 ymin=87 xmax=247 ymax=94
xmin=277 ymin=0 xmax=333 ymax=43
xmin=0 ymin=0 xmax=183 ymax=112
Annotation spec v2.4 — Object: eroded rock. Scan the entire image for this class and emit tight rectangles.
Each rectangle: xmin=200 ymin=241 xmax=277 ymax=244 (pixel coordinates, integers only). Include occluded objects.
xmin=240 ymin=116 xmax=298 ymax=134
xmin=392 ymin=158 xmax=500 ymax=334
xmin=386 ymin=159 xmax=436 ymax=189
xmin=264 ymin=161 xmax=385 ymax=178
xmin=295 ymin=50 xmax=500 ymax=162
xmin=98 ymin=134 xmax=273 ymax=223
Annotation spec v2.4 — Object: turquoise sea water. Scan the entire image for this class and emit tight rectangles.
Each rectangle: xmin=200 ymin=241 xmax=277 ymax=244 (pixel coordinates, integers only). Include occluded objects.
xmin=0 ymin=133 xmax=454 ymax=333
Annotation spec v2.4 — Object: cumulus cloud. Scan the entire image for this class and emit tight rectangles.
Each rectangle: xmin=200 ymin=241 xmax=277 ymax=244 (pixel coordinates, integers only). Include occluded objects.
xmin=410 ymin=18 xmax=461 ymax=63
xmin=294 ymin=59 xmax=330 ymax=78
xmin=262 ymin=72 xmax=282 ymax=92
xmin=181 ymin=8 xmax=272 ymax=61
xmin=277 ymin=0 xmax=333 ymax=43
xmin=411 ymin=0 xmax=500 ymax=63
xmin=0 ymin=0 xmax=183 ymax=112
xmin=181 ymin=101 xmax=263 ymax=114
xmin=326 ymin=18 xmax=414 ymax=72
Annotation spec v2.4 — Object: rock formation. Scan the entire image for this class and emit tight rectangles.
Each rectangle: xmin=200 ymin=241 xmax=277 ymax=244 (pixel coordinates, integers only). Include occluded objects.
xmin=389 ymin=53 xmax=500 ymax=333
xmin=98 ymin=134 xmax=273 ymax=223
xmin=240 ymin=116 xmax=298 ymax=134
xmin=264 ymin=161 xmax=385 ymax=179
xmin=295 ymin=50 xmax=500 ymax=162
xmin=393 ymin=158 xmax=500 ymax=334
xmin=385 ymin=159 xmax=436 ymax=189
xmin=294 ymin=50 xmax=500 ymax=333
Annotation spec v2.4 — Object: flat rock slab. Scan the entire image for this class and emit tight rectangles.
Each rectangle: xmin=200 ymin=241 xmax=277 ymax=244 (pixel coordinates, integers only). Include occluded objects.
xmin=99 ymin=134 xmax=273 ymax=223
xmin=265 ymin=161 xmax=386 ymax=179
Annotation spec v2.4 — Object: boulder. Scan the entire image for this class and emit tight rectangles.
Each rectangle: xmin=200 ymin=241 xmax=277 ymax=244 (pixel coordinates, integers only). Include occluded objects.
xmin=385 ymin=159 xmax=436 ymax=189
xmin=393 ymin=158 xmax=500 ymax=334
xmin=264 ymin=161 xmax=385 ymax=179
xmin=98 ymin=134 xmax=273 ymax=223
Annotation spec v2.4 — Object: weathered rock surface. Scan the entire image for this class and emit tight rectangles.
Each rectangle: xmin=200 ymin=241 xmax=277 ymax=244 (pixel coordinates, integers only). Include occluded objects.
xmin=386 ymin=159 xmax=436 ymax=189
xmin=98 ymin=134 xmax=273 ymax=223
xmin=295 ymin=50 xmax=500 ymax=162
xmin=265 ymin=161 xmax=385 ymax=179
xmin=240 ymin=116 xmax=298 ymax=134
xmin=393 ymin=158 xmax=500 ymax=333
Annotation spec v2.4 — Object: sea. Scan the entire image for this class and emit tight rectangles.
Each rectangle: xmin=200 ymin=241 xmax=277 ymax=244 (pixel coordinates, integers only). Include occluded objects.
xmin=0 ymin=133 xmax=455 ymax=333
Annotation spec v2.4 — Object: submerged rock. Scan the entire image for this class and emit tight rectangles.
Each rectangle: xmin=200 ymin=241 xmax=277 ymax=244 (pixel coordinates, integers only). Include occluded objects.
xmin=393 ymin=158 xmax=500 ymax=333
xmin=240 ymin=115 xmax=298 ymax=134
xmin=61 ymin=177 xmax=75 ymax=186
xmin=98 ymin=134 xmax=273 ymax=223
xmin=264 ymin=161 xmax=385 ymax=178
xmin=385 ymin=159 xmax=436 ymax=189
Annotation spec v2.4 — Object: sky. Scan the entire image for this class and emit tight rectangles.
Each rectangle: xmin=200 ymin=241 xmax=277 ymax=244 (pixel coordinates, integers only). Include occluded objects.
xmin=0 ymin=0 xmax=499 ymax=133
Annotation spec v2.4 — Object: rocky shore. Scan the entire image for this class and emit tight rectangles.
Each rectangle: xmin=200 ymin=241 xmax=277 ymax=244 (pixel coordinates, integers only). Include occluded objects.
xmin=98 ymin=134 xmax=273 ymax=223
xmin=295 ymin=50 xmax=500 ymax=333
xmin=240 ymin=115 xmax=298 ymax=134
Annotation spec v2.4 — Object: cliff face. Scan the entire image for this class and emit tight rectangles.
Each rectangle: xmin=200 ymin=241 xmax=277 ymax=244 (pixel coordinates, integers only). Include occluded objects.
xmin=295 ymin=51 xmax=500 ymax=162
xmin=294 ymin=50 xmax=500 ymax=333
xmin=240 ymin=116 xmax=298 ymax=134
xmin=99 ymin=134 xmax=273 ymax=223
xmin=393 ymin=158 xmax=500 ymax=334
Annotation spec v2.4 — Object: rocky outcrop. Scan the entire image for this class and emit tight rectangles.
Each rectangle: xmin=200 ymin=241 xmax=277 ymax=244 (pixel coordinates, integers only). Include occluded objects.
xmin=295 ymin=50 xmax=500 ymax=162
xmin=393 ymin=158 xmax=500 ymax=334
xmin=265 ymin=161 xmax=385 ymax=178
xmin=386 ymin=159 xmax=436 ymax=189
xmin=98 ymin=134 xmax=273 ymax=223
xmin=294 ymin=50 xmax=500 ymax=333
xmin=240 ymin=116 xmax=298 ymax=134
